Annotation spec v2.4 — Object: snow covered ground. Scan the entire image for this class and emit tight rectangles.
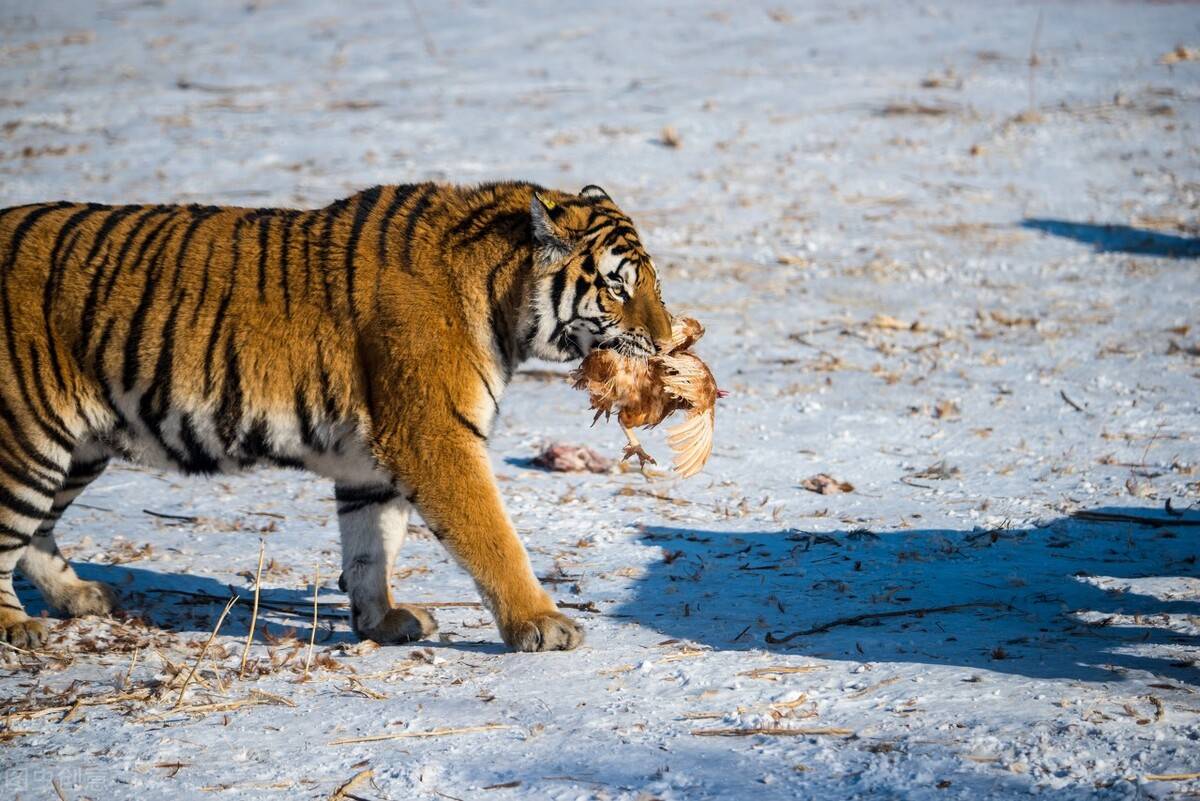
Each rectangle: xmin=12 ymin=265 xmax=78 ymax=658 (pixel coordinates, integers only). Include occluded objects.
xmin=2 ymin=1 xmax=1199 ymax=798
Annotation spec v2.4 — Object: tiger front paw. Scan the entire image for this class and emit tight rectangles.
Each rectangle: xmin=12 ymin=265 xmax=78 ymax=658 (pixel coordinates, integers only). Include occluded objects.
xmin=501 ymin=610 xmax=584 ymax=652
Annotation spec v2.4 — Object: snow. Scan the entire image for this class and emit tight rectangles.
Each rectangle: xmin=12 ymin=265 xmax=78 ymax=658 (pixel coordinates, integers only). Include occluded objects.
xmin=2 ymin=0 xmax=1198 ymax=799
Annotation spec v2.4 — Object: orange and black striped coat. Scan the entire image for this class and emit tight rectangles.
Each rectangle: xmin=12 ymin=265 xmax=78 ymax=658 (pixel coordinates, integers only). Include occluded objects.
xmin=0 ymin=181 xmax=671 ymax=652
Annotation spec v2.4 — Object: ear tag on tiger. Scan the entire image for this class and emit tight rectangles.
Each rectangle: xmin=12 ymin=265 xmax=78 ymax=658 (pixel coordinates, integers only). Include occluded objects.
xmin=534 ymin=191 xmax=557 ymax=211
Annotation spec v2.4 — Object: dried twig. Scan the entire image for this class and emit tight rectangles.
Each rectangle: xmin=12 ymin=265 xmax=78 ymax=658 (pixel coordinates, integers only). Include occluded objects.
xmin=848 ymin=675 xmax=903 ymax=699
xmin=148 ymin=588 xmax=484 ymax=616
xmin=240 ymin=539 xmax=266 ymax=679
xmin=5 ymin=690 xmax=153 ymax=721
xmin=330 ymin=723 xmax=511 ymax=745
xmin=658 ymin=648 xmax=709 ymax=663
xmin=61 ymin=698 xmax=85 ymax=724
xmin=143 ymin=691 xmax=295 ymax=721
xmin=0 ymin=728 xmax=41 ymax=742
xmin=1072 ymin=510 xmax=1200 ymax=528
xmin=766 ymin=602 xmax=1005 ymax=643
xmin=145 ymin=588 xmax=347 ymax=619
xmin=345 ymin=678 xmax=388 ymax=700
xmin=173 ymin=594 xmax=238 ymax=709
xmin=121 ymin=646 xmax=139 ymax=691
xmin=1143 ymin=772 xmax=1200 ymax=782
xmin=1059 ymin=390 xmax=1085 ymax=413
xmin=143 ymin=508 xmax=199 ymax=523
xmin=556 ymin=600 xmax=600 ymax=613
xmin=899 ymin=476 xmax=934 ymax=490
xmin=691 ymin=726 xmax=853 ymax=738
xmin=739 ymin=666 xmax=825 ymax=679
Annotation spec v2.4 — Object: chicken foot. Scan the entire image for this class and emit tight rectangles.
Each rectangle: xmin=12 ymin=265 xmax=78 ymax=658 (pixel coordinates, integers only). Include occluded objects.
xmin=620 ymin=424 xmax=657 ymax=467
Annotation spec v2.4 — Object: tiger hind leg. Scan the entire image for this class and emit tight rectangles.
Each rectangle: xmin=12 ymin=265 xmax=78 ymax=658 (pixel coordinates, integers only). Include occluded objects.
xmin=335 ymin=483 xmax=437 ymax=644
xmin=18 ymin=441 xmax=117 ymax=618
xmin=0 ymin=433 xmax=74 ymax=649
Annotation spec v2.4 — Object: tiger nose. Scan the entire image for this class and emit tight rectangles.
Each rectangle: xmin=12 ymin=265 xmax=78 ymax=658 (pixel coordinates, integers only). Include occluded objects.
xmin=649 ymin=307 xmax=672 ymax=349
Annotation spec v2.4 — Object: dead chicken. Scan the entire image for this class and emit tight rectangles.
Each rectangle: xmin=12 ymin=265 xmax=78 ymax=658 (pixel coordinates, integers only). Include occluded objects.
xmin=571 ymin=316 xmax=723 ymax=478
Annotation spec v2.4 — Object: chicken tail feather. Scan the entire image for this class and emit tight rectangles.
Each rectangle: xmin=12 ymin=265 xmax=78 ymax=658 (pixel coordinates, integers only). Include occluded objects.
xmin=665 ymin=408 xmax=715 ymax=478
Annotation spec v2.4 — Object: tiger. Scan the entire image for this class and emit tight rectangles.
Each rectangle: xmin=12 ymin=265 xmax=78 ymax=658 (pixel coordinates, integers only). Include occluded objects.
xmin=0 ymin=181 xmax=672 ymax=652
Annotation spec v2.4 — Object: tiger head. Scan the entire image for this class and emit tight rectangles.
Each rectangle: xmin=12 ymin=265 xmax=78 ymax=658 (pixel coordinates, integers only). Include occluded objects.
xmin=526 ymin=185 xmax=672 ymax=362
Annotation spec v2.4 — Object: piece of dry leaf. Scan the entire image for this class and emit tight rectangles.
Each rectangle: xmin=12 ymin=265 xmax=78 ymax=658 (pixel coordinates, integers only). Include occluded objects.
xmin=911 ymin=461 xmax=962 ymax=480
xmin=1160 ymin=45 xmax=1199 ymax=65
xmin=869 ymin=313 xmax=924 ymax=332
xmin=800 ymin=473 xmax=854 ymax=495
xmin=934 ymin=399 xmax=961 ymax=420
xmin=989 ymin=310 xmax=1038 ymax=327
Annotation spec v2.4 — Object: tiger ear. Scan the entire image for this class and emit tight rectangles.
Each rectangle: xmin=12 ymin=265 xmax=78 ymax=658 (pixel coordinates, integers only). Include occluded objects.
xmin=530 ymin=191 xmax=571 ymax=257
xmin=579 ymin=184 xmax=611 ymax=202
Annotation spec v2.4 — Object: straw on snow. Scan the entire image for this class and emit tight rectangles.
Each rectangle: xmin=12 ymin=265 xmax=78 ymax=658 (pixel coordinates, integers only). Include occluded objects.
xmin=690 ymin=726 xmax=853 ymax=738
xmin=239 ymin=538 xmax=267 ymax=679
xmin=330 ymin=724 xmax=512 ymax=746
xmin=172 ymin=594 xmax=238 ymax=709
xmin=303 ymin=564 xmax=320 ymax=679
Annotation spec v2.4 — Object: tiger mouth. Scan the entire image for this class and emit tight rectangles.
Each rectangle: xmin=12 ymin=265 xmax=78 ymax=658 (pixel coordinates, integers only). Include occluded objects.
xmin=594 ymin=337 xmax=653 ymax=359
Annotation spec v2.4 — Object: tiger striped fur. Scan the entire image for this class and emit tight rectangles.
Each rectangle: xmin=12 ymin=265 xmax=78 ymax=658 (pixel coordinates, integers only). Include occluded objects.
xmin=0 ymin=181 xmax=672 ymax=652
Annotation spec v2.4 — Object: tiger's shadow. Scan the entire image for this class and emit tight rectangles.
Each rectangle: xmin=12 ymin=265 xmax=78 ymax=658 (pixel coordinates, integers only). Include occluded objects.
xmin=14 ymin=505 xmax=1199 ymax=676
xmin=615 ymin=506 xmax=1199 ymax=684
xmin=19 ymin=562 xmax=362 ymax=646
xmin=22 ymin=559 xmax=513 ymax=653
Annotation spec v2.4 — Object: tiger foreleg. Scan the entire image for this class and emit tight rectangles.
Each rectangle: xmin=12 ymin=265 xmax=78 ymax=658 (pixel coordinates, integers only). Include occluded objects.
xmin=380 ymin=434 xmax=583 ymax=652
xmin=0 ymin=434 xmax=74 ymax=649
xmin=335 ymin=484 xmax=437 ymax=644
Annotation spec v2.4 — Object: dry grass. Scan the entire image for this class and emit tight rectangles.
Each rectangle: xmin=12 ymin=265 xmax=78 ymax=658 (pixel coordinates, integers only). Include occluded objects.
xmin=239 ymin=538 xmax=267 ymax=679
xmin=173 ymin=594 xmax=238 ymax=709
xmin=303 ymin=565 xmax=320 ymax=679
xmin=877 ymin=101 xmax=956 ymax=117
xmin=739 ymin=666 xmax=825 ymax=679
xmin=1159 ymin=45 xmax=1199 ymax=65
xmin=141 ymin=690 xmax=295 ymax=721
xmin=691 ymin=726 xmax=853 ymax=738
xmin=330 ymin=723 xmax=511 ymax=746
xmin=5 ymin=689 xmax=154 ymax=722
xmin=328 ymin=768 xmax=374 ymax=800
